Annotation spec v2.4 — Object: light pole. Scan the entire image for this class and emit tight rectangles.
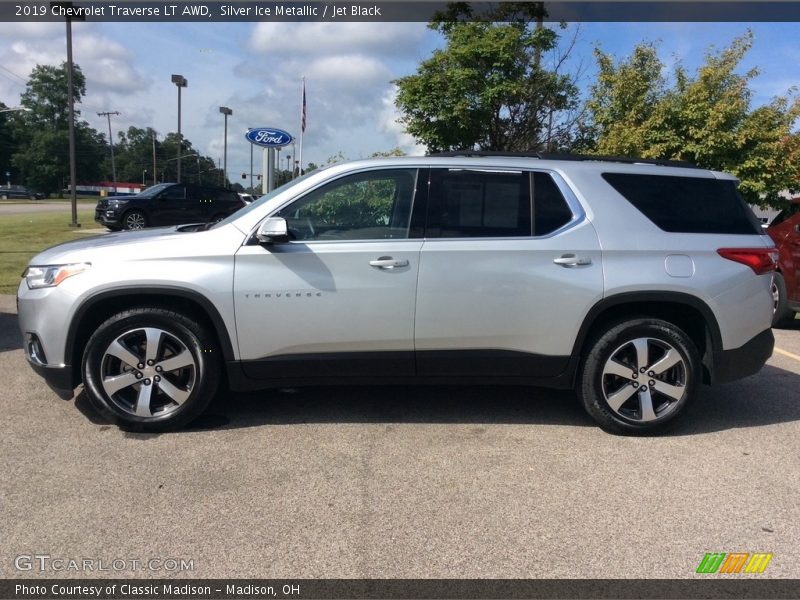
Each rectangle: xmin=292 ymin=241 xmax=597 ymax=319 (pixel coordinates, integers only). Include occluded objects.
xmin=286 ymin=154 xmax=291 ymax=173
xmin=97 ymin=110 xmax=119 ymax=193
xmin=171 ymin=74 xmax=187 ymax=182
xmin=51 ymin=2 xmax=85 ymax=227
xmin=219 ymin=106 xmax=232 ymax=188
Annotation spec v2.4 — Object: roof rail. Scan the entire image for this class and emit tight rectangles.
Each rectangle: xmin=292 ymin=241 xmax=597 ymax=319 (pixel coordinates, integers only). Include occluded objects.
xmin=429 ymin=150 xmax=697 ymax=169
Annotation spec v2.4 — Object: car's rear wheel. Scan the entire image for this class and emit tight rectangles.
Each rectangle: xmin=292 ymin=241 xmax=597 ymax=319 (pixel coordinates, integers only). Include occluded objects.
xmin=578 ymin=318 xmax=700 ymax=435
xmin=122 ymin=209 xmax=147 ymax=230
xmin=772 ymin=273 xmax=795 ymax=328
xmin=82 ymin=308 xmax=220 ymax=431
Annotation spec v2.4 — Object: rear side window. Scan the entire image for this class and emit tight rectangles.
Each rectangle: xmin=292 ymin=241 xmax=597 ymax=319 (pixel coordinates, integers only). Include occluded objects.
xmin=602 ymin=173 xmax=761 ymax=234
xmin=427 ymin=169 xmax=531 ymax=238
xmin=534 ymin=172 xmax=573 ymax=236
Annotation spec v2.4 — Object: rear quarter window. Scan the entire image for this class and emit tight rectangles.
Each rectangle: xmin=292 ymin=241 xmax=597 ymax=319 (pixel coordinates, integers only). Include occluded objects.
xmin=602 ymin=173 xmax=761 ymax=234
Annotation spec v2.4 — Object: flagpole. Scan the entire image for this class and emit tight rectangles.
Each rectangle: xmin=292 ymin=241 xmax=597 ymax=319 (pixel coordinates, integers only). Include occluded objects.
xmin=298 ymin=76 xmax=305 ymax=176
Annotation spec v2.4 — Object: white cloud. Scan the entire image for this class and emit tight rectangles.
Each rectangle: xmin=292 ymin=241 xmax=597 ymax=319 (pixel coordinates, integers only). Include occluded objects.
xmin=249 ymin=22 xmax=425 ymax=58
xmin=379 ymin=86 xmax=426 ymax=156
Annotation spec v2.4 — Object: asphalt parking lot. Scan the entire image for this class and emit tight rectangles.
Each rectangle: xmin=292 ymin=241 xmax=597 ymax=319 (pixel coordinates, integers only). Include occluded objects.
xmin=1 ymin=292 xmax=799 ymax=579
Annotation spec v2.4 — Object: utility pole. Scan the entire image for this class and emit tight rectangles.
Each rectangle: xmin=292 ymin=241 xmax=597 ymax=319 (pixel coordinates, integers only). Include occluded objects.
xmin=151 ymin=132 xmax=157 ymax=186
xmin=97 ymin=111 xmax=119 ymax=193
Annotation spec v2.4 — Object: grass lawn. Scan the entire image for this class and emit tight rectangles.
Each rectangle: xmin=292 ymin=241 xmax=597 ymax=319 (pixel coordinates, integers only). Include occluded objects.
xmin=0 ymin=210 xmax=104 ymax=294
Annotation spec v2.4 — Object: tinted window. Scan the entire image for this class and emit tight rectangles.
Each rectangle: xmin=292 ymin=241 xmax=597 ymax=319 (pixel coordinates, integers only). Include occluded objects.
xmin=534 ymin=172 xmax=573 ymax=236
xmin=428 ymin=169 xmax=531 ymax=238
xmin=276 ymin=169 xmax=418 ymax=241
xmin=160 ymin=184 xmax=186 ymax=201
xmin=602 ymin=173 xmax=761 ymax=234
xmin=770 ymin=202 xmax=800 ymax=227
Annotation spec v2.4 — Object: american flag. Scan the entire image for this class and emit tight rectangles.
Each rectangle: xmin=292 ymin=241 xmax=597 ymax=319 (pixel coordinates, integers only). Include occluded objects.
xmin=301 ymin=81 xmax=307 ymax=133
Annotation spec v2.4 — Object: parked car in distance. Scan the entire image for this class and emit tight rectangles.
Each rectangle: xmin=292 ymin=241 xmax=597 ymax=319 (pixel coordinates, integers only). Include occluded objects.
xmin=95 ymin=182 xmax=246 ymax=231
xmin=20 ymin=153 xmax=776 ymax=435
xmin=767 ymin=196 xmax=800 ymax=327
xmin=238 ymin=192 xmax=256 ymax=204
xmin=0 ymin=185 xmax=46 ymax=200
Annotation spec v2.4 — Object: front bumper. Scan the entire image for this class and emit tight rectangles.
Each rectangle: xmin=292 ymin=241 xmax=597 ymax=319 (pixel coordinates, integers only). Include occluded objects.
xmin=28 ymin=360 xmax=75 ymax=399
xmin=94 ymin=209 xmax=121 ymax=227
xmin=712 ymin=328 xmax=774 ymax=384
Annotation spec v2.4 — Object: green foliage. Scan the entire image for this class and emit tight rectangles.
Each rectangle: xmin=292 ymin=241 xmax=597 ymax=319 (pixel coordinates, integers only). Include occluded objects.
xmin=10 ymin=63 xmax=106 ymax=194
xmin=371 ymin=147 xmax=407 ymax=158
xmin=394 ymin=5 xmax=580 ymax=152
xmin=1 ymin=103 xmax=17 ymax=185
xmin=584 ymin=32 xmax=800 ymax=204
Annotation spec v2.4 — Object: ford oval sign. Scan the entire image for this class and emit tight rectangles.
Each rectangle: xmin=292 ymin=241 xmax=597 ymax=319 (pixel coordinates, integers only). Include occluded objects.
xmin=245 ymin=127 xmax=293 ymax=148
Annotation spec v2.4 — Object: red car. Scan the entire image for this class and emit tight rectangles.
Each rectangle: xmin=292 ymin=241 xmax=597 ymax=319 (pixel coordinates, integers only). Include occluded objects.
xmin=768 ymin=196 xmax=800 ymax=327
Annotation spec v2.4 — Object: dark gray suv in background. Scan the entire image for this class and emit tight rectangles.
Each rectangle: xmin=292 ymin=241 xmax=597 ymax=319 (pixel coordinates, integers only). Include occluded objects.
xmin=95 ymin=182 xmax=245 ymax=230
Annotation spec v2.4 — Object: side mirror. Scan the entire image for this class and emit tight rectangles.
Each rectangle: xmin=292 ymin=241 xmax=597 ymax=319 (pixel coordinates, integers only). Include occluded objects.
xmin=257 ymin=217 xmax=289 ymax=244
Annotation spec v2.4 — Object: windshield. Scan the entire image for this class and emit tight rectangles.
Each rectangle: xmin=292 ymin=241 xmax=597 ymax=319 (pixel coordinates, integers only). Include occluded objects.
xmin=210 ymin=170 xmax=321 ymax=230
xmin=135 ymin=183 xmax=174 ymax=199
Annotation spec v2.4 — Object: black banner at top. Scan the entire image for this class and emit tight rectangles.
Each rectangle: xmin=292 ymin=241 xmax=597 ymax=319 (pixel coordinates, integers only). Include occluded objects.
xmin=4 ymin=1 xmax=800 ymax=22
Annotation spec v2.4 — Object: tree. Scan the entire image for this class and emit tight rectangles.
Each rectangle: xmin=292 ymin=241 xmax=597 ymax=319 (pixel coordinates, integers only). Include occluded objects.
xmin=394 ymin=3 xmax=581 ymax=152
xmin=11 ymin=63 xmax=106 ymax=194
xmin=584 ymin=32 xmax=800 ymax=204
xmin=0 ymin=102 xmax=16 ymax=185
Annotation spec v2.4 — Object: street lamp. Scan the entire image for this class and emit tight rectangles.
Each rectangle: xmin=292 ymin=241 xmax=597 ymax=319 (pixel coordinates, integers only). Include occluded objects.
xmin=171 ymin=74 xmax=187 ymax=182
xmin=0 ymin=106 xmax=30 ymax=114
xmin=218 ymin=106 xmax=232 ymax=188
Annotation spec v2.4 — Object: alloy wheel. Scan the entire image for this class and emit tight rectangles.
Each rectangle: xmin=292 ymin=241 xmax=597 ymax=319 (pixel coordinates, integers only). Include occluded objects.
xmin=600 ymin=337 xmax=687 ymax=423
xmin=124 ymin=212 xmax=145 ymax=230
xmin=99 ymin=327 xmax=196 ymax=419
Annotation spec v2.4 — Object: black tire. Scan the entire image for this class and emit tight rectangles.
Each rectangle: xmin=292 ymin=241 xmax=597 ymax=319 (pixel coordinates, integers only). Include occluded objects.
xmin=122 ymin=209 xmax=147 ymax=230
xmin=578 ymin=318 xmax=700 ymax=435
xmin=82 ymin=307 xmax=221 ymax=432
xmin=772 ymin=273 xmax=796 ymax=328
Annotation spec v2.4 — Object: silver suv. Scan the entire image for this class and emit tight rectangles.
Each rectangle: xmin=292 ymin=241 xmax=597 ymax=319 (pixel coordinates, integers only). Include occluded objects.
xmin=17 ymin=154 xmax=777 ymax=434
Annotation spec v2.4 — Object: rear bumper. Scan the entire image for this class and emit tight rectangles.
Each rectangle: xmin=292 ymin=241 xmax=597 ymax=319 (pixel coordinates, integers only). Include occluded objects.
xmin=712 ymin=328 xmax=774 ymax=384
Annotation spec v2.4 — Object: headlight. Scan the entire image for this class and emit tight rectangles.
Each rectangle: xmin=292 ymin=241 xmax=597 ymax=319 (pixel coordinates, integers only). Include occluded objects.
xmin=23 ymin=263 xmax=91 ymax=289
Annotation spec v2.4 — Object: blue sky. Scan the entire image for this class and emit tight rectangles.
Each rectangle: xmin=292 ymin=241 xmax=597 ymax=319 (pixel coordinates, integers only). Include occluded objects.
xmin=0 ymin=19 xmax=798 ymax=182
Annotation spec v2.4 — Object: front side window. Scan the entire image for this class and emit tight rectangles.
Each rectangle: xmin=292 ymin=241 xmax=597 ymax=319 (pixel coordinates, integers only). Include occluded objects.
xmin=276 ymin=169 xmax=418 ymax=241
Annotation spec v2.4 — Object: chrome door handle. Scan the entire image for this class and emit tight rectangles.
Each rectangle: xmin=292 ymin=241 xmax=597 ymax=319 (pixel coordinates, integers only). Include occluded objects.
xmin=553 ymin=254 xmax=592 ymax=267
xmin=369 ymin=256 xmax=409 ymax=269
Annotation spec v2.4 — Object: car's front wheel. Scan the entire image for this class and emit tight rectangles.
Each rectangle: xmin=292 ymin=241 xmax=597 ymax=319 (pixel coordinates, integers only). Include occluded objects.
xmin=578 ymin=318 xmax=700 ymax=435
xmin=122 ymin=209 xmax=147 ymax=230
xmin=82 ymin=308 xmax=220 ymax=431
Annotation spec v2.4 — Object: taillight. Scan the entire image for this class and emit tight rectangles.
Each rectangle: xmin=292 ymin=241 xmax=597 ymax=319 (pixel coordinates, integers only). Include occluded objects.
xmin=717 ymin=248 xmax=778 ymax=275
